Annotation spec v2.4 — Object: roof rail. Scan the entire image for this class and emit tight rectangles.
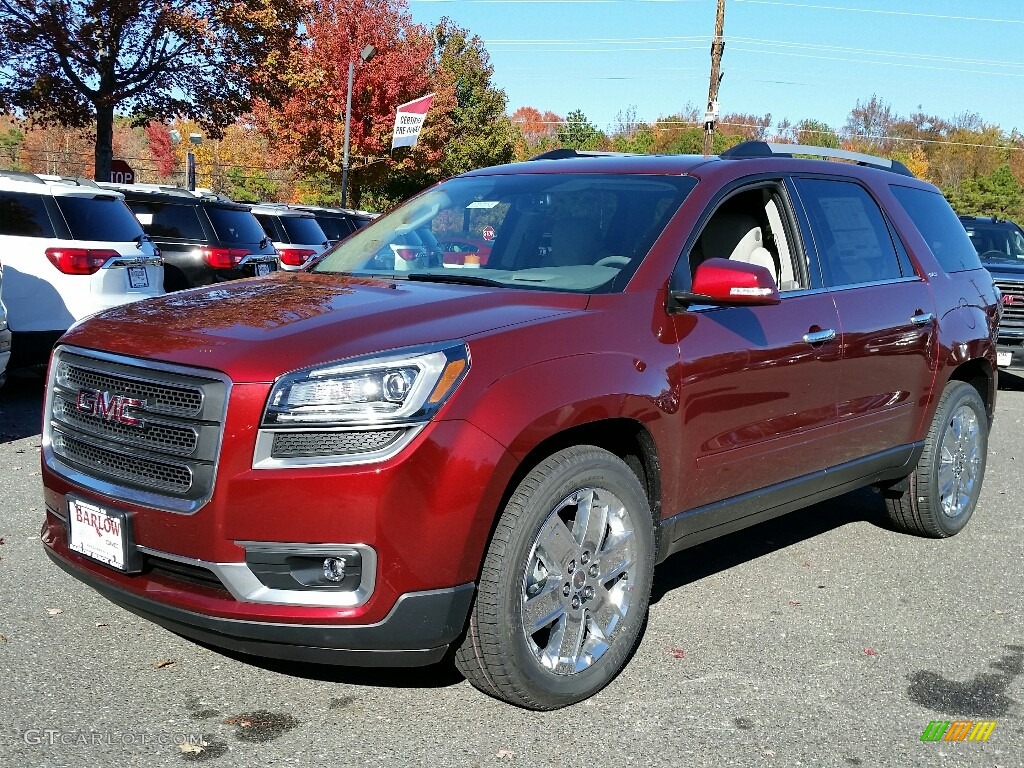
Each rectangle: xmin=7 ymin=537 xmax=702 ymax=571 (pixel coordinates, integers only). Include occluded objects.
xmin=529 ymin=149 xmax=637 ymax=161
xmin=0 ymin=169 xmax=44 ymax=184
xmin=720 ymin=140 xmax=914 ymax=177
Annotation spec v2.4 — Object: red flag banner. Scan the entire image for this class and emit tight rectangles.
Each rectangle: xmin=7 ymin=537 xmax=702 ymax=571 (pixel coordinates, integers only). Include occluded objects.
xmin=391 ymin=93 xmax=435 ymax=149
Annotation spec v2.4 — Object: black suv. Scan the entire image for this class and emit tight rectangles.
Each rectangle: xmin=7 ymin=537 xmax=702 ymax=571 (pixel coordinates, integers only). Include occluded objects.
xmin=959 ymin=215 xmax=1024 ymax=368
xmin=106 ymin=185 xmax=279 ymax=291
xmin=290 ymin=205 xmax=376 ymax=245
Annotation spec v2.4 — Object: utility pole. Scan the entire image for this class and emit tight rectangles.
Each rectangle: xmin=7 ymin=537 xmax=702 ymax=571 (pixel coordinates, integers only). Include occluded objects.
xmin=703 ymin=0 xmax=727 ymax=156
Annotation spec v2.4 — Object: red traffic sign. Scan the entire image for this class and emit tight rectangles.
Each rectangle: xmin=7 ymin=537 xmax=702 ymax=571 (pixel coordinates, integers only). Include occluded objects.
xmin=482 ymin=225 xmax=495 ymax=241
xmin=110 ymin=160 xmax=135 ymax=185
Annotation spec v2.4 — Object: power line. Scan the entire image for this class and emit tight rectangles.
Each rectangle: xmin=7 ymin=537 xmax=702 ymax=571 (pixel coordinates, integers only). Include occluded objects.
xmin=733 ymin=0 xmax=1024 ymax=25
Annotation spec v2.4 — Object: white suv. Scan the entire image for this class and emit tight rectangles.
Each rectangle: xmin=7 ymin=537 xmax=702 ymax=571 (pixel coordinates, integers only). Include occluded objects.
xmin=0 ymin=172 xmax=163 ymax=366
xmin=0 ymin=257 xmax=11 ymax=386
xmin=249 ymin=203 xmax=330 ymax=271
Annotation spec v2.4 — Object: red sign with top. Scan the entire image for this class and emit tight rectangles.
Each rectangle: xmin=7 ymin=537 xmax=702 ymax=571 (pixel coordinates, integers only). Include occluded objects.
xmin=482 ymin=226 xmax=495 ymax=241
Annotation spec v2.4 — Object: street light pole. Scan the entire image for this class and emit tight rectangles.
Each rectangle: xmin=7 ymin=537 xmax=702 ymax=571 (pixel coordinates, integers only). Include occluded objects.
xmin=341 ymin=44 xmax=376 ymax=208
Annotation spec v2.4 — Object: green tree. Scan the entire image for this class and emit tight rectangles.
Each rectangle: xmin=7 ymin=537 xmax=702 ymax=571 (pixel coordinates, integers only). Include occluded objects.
xmin=0 ymin=0 xmax=305 ymax=182
xmin=945 ymin=165 xmax=1023 ymax=219
xmin=557 ymin=109 xmax=603 ymax=151
xmin=225 ymin=166 xmax=278 ymax=202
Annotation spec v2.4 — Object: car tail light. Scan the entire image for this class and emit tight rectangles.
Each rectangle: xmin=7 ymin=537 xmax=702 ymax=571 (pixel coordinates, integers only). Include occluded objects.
xmin=199 ymin=247 xmax=249 ymax=269
xmin=394 ymin=247 xmax=419 ymax=262
xmin=278 ymin=248 xmax=317 ymax=267
xmin=45 ymin=248 xmax=119 ymax=275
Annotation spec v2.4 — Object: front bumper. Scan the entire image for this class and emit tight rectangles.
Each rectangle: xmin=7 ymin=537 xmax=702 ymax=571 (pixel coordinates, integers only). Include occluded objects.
xmin=42 ymin=511 xmax=474 ymax=665
xmin=996 ymin=341 xmax=1024 ymax=369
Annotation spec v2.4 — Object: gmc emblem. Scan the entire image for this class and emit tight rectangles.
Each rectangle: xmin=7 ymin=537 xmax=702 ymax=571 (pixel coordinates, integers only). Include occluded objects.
xmin=76 ymin=388 xmax=146 ymax=427
xmin=1003 ymin=294 xmax=1022 ymax=307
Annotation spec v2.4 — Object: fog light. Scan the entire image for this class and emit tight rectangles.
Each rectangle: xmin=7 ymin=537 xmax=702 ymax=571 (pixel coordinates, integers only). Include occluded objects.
xmin=322 ymin=557 xmax=347 ymax=582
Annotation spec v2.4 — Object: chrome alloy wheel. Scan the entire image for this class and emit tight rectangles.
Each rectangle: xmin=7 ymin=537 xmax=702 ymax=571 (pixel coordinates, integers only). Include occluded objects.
xmin=520 ymin=487 xmax=637 ymax=675
xmin=938 ymin=403 xmax=982 ymax=519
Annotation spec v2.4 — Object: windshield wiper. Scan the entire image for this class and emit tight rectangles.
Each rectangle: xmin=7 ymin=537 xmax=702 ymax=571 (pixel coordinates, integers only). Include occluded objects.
xmin=406 ymin=272 xmax=504 ymax=287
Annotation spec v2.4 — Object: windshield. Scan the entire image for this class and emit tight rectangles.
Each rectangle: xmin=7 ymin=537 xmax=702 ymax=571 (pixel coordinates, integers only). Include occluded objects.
xmin=312 ymin=173 xmax=695 ymax=293
xmin=962 ymin=220 xmax=1024 ymax=262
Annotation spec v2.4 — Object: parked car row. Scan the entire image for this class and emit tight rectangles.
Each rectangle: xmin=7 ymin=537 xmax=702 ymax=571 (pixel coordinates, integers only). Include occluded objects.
xmin=0 ymin=171 xmax=378 ymax=382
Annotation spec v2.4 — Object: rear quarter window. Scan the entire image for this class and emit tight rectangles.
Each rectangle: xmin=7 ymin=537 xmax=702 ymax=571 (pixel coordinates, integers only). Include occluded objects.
xmin=890 ymin=185 xmax=982 ymax=273
xmin=0 ymin=192 xmax=55 ymax=238
xmin=206 ymin=206 xmax=268 ymax=244
xmin=54 ymin=195 xmax=144 ymax=242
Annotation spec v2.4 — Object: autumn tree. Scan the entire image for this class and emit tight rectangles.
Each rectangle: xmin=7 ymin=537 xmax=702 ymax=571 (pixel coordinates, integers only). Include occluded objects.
xmin=252 ymin=0 xmax=433 ymax=206
xmin=0 ymin=0 xmax=305 ymax=182
xmin=0 ymin=113 xmax=24 ymax=168
xmin=144 ymin=122 xmax=177 ymax=180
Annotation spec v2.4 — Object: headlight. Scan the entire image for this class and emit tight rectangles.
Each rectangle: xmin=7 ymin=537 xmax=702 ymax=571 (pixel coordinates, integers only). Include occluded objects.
xmin=263 ymin=342 xmax=470 ymax=427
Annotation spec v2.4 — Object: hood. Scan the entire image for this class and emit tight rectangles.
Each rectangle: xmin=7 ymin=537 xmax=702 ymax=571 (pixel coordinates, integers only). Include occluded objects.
xmin=983 ymin=260 xmax=1024 ymax=280
xmin=61 ymin=272 xmax=588 ymax=382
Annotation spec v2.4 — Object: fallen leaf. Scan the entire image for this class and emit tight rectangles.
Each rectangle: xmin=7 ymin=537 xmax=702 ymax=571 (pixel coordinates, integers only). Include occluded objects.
xmin=47 ymin=608 xmax=63 ymax=616
xmin=667 ymin=647 xmax=686 ymax=659
xmin=993 ymin=610 xmax=1005 ymax=615
xmin=763 ymin=748 xmax=776 ymax=757
xmin=154 ymin=659 xmax=176 ymax=669
xmin=788 ymin=601 xmax=801 ymax=606
xmin=179 ymin=741 xmax=207 ymax=755
xmin=95 ymin=622 xmax=109 ymax=628
xmin=496 ymin=750 xmax=514 ymax=759
xmin=0 ymin=634 xmax=7 ymax=643
xmin=864 ymin=648 xmax=879 ymax=656
xmin=800 ymin=561 xmax=811 ymax=568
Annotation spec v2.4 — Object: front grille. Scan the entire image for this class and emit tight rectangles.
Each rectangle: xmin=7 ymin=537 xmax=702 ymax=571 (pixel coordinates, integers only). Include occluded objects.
xmin=145 ymin=555 xmax=229 ymax=592
xmin=995 ymin=280 xmax=1024 ymax=337
xmin=271 ymin=429 xmax=403 ymax=458
xmin=54 ymin=395 xmax=199 ymax=456
xmin=57 ymin=360 xmax=204 ymax=416
xmin=53 ymin=431 xmax=193 ymax=493
xmin=46 ymin=349 xmax=229 ymax=512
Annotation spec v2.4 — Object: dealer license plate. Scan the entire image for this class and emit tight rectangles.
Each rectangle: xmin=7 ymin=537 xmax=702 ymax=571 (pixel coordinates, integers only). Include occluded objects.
xmin=256 ymin=262 xmax=271 ymax=276
xmin=68 ymin=498 xmax=128 ymax=571
xmin=127 ymin=266 xmax=149 ymax=289
xmin=997 ymin=351 xmax=1012 ymax=367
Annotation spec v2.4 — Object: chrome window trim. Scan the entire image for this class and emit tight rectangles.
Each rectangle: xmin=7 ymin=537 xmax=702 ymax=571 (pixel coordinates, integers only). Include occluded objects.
xmin=137 ymin=542 xmax=378 ymax=608
xmin=43 ymin=345 xmax=232 ymax=515
xmin=252 ymin=423 xmax=425 ymax=470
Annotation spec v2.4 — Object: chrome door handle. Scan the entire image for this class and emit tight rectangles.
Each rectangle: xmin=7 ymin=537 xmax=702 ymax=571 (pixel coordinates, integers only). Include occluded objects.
xmin=803 ymin=329 xmax=836 ymax=345
xmin=911 ymin=312 xmax=935 ymax=326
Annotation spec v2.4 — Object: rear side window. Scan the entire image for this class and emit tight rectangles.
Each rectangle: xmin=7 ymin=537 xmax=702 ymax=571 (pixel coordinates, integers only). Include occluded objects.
xmin=206 ymin=206 xmax=268 ymax=244
xmin=127 ymin=201 xmax=205 ymax=240
xmin=254 ymin=214 xmax=284 ymax=241
xmin=315 ymin=216 xmax=355 ymax=241
xmin=53 ymin=195 xmax=143 ymax=242
xmin=794 ymin=178 xmax=902 ymax=287
xmin=0 ymin=192 xmax=55 ymax=237
xmin=891 ymin=185 xmax=982 ymax=273
xmin=280 ymin=215 xmax=327 ymax=245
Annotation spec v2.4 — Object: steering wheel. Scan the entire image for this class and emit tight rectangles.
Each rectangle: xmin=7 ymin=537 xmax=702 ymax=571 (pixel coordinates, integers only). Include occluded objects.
xmin=594 ymin=255 xmax=632 ymax=268
xmin=980 ymin=249 xmax=1013 ymax=261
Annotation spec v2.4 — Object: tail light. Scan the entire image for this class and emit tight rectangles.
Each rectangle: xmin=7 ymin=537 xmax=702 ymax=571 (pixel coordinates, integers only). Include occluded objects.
xmin=45 ymin=248 xmax=119 ymax=275
xmin=199 ymin=247 xmax=249 ymax=269
xmin=278 ymin=248 xmax=317 ymax=267
xmin=394 ymin=247 xmax=420 ymax=262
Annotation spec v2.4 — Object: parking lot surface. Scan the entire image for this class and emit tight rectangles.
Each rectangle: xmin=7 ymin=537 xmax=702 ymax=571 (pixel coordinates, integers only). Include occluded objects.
xmin=1 ymin=367 xmax=1021 ymax=767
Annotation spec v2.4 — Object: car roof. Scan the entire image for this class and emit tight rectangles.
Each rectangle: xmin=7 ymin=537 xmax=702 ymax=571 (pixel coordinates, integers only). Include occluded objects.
xmin=248 ymin=203 xmax=316 ymax=218
xmin=0 ymin=171 xmax=126 ymax=198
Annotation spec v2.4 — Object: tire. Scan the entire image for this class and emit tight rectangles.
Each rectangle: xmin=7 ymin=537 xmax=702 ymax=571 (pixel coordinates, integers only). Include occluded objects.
xmin=886 ymin=381 xmax=988 ymax=538
xmin=455 ymin=446 xmax=656 ymax=709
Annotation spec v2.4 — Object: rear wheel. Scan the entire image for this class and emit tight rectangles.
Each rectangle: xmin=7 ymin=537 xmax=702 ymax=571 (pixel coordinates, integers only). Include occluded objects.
xmin=886 ymin=381 xmax=988 ymax=538
xmin=455 ymin=446 xmax=655 ymax=709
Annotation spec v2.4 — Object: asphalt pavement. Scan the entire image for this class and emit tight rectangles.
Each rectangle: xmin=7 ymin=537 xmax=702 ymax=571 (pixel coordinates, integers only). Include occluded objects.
xmin=0 ymin=366 xmax=1021 ymax=767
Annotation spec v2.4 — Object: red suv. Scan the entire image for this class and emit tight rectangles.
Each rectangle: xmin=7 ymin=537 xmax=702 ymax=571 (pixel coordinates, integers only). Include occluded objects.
xmin=40 ymin=142 xmax=999 ymax=710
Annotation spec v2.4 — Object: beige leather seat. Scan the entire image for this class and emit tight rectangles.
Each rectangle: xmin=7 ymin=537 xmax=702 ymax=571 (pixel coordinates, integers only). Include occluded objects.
xmin=697 ymin=213 xmax=780 ymax=282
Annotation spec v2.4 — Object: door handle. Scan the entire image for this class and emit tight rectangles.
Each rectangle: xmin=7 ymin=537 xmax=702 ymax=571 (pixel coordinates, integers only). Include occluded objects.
xmin=803 ymin=329 xmax=836 ymax=345
xmin=911 ymin=312 xmax=935 ymax=326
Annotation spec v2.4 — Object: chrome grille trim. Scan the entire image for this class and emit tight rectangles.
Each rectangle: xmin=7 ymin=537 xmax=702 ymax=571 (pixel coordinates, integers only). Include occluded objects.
xmin=994 ymin=280 xmax=1024 ymax=335
xmin=43 ymin=346 xmax=232 ymax=514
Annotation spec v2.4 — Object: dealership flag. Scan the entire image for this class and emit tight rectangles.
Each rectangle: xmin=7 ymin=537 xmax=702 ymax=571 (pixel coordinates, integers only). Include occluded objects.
xmin=391 ymin=93 xmax=435 ymax=149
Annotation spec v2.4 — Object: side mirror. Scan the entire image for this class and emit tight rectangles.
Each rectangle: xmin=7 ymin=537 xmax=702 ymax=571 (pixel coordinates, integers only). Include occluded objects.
xmin=672 ymin=258 xmax=781 ymax=306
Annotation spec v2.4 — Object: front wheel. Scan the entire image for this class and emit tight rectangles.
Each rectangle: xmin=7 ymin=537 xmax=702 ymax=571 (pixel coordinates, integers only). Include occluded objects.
xmin=455 ymin=446 xmax=655 ymax=709
xmin=886 ymin=381 xmax=989 ymax=538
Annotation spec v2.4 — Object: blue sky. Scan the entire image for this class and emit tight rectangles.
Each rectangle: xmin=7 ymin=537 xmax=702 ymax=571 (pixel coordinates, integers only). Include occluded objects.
xmin=408 ymin=0 xmax=1024 ymax=136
